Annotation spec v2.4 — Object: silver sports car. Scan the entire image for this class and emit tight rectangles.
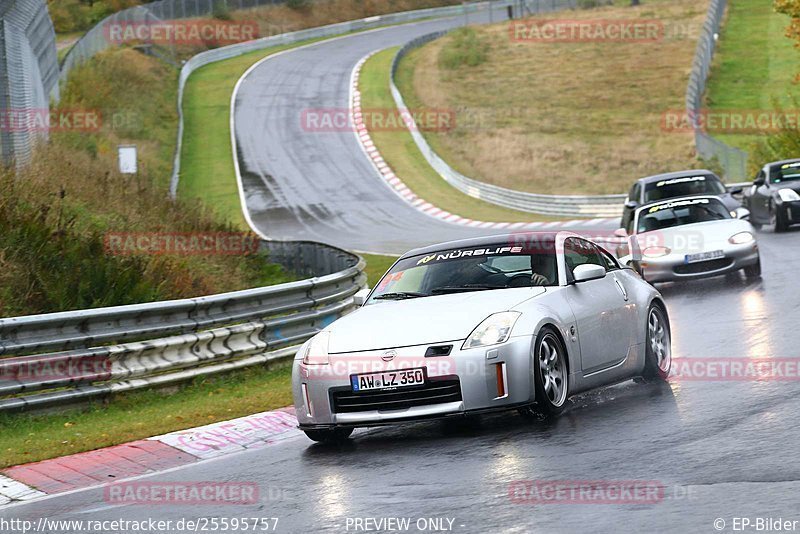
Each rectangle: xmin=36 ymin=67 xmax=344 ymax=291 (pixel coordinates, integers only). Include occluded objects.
xmin=618 ymin=196 xmax=761 ymax=283
xmin=292 ymin=232 xmax=671 ymax=442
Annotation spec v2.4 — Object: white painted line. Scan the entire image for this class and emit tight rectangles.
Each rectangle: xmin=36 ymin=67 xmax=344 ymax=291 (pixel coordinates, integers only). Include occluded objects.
xmin=0 ymin=474 xmax=46 ymax=502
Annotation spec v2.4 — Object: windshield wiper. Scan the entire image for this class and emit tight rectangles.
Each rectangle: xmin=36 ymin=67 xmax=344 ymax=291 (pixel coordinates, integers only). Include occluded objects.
xmin=372 ymin=291 xmax=428 ymax=300
xmin=431 ymin=284 xmax=505 ymax=294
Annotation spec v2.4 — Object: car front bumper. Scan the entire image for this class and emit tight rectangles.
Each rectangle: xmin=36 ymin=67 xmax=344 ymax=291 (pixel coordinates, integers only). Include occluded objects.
xmin=637 ymin=242 xmax=759 ymax=283
xmin=292 ymin=335 xmax=535 ymax=429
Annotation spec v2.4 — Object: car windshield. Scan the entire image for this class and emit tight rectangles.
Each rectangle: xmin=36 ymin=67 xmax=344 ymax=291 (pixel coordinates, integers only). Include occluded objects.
xmin=771 ymin=162 xmax=800 ymax=183
xmin=636 ymin=197 xmax=731 ymax=233
xmin=368 ymin=243 xmax=559 ymax=303
xmin=643 ymin=174 xmax=726 ymax=203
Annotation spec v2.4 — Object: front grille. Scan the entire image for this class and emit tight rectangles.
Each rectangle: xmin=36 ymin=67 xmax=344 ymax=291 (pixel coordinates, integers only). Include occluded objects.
xmin=331 ymin=376 xmax=462 ymax=414
xmin=674 ymin=258 xmax=733 ymax=275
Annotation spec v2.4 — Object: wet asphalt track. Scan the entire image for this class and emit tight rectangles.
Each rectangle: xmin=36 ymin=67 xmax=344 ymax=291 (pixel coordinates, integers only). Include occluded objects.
xmin=232 ymin=8 xmax=617 ymax=254
xmin=4 ymin=227 xmax=800 ymax=533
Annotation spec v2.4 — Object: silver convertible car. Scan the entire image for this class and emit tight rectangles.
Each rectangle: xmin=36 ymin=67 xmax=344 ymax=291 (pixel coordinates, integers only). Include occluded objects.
xmin=617 ymin=196 xmax=761 ymax=283
xmin=292 ymin=232 xmax=671 ymax=442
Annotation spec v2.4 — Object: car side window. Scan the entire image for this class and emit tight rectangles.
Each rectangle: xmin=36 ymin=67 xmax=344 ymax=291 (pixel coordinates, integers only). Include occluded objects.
xmin=564 ymin=238 xmax=604 ymax=280
xmin=599 ymin=248 xmax=619 ymax=272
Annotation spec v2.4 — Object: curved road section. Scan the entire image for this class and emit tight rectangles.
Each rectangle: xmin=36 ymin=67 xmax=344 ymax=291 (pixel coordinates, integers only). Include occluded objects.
xmin=233 ymin=11 xmax=613 ymax=254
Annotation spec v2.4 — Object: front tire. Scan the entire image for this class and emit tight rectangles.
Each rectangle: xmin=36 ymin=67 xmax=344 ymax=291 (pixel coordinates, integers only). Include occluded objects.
xmin=744 ymin=256 xmax=762 ymax=279
xmin=642 ymin=305 xmax=671 ymax=380
xmin=775 ymin=206 xmax=790 ymax=232
xmin=303 ymin=427 xmax=354 ymax=443
xmin=522 ymin=327 xmax=569 ymax=417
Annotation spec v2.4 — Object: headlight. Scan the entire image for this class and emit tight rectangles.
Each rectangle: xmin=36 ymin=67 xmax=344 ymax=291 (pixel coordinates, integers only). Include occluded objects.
xmin=729 ymin=231 xmax=754 ymax=245
xmin=301 ymin=331 xmax=330 ymax=365
xmin=462 ymin=312 xmax=521 ymax=350
xmin=777 ymin=188 xmax=800 ymax=202
xmin=643 ymin=246 xmax=671 ymax=258
xmin=730 ymin=211 xmax=737 ymax=218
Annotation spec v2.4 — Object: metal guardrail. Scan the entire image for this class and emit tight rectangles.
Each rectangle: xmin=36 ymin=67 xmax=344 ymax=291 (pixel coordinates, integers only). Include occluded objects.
xmin=169 ymin=1 xmax=515 ymax=196
xmin=0 ymin=241 xmax=366 ymax=413
xmin=686 ymin=0 xmax=749 ymax=180
xmin=390 ymin=30 xmax=626 ymax=218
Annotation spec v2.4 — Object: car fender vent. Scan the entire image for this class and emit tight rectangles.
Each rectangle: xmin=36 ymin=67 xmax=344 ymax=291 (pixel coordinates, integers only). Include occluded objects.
xmin=425 ymin=345 xmax=453 ymax=357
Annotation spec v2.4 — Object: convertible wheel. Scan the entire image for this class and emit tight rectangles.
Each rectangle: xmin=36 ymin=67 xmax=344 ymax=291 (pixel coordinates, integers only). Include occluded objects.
xmin=642 ymin=305 xmax=671 ymax=380
xmin=303 ymin=427 xmax=354 ymax=443
xmin=522 ymin=328 xmax=569 ymax=417
xmin=744 ymin=256 xmax=762 ymax=279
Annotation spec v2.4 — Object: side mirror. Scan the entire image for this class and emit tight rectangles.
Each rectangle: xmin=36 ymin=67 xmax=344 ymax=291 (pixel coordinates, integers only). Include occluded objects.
xmin=613 ymin=228 xmax=628 ymax=238
xmin=572 ymin=264 xmax=606 ymax=283
xmin=353 ymin=287 xmax=370 ymax=306
xmin=753 ymin=177 xmax=765 ymax=187
xmin=734 ymin=207 xmax=750 ymax=220
xmin=729 ymin=186 xmax=743 ymax=195
xmin=624 ymin=200 xmax=639 ymax=210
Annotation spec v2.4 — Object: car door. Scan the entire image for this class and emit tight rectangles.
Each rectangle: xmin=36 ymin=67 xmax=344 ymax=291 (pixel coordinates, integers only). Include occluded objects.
xmin=563 ymin=237 xmax=632 ymax=374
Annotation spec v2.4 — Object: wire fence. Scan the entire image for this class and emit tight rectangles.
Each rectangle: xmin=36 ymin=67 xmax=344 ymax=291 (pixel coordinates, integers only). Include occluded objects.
xmin=59 ymin=0 xmax=285 ymax=83
xmin=0 ymin=0 xmax=59 ymax=167
xmin=686 ymin=0 xmax=749 ymax=181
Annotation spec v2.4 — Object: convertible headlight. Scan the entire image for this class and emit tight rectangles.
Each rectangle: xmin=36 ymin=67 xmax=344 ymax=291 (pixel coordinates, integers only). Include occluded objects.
xmin=729 ymin=231 xmax=754 ymax=245
xmin=643 ymin=246 xmax=671 ymax=258
xmin=301 ymin=331 xmax=330 ymax=365
xmin=778 ymin=188 xmax=800 ymax=202
xmin=462 ymin=312 xmax=521 ymax=350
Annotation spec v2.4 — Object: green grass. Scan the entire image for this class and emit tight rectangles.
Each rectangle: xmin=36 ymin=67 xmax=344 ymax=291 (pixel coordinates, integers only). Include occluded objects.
xmin=706 ymin=0 xmax=800 ymax=151
xmin=361 ymin=253 xmax=398 ymax=286
xmin=359 ymin=48 xmax=556 ymax=222
xmin=0 ymin=364 xmax=293 ymax=469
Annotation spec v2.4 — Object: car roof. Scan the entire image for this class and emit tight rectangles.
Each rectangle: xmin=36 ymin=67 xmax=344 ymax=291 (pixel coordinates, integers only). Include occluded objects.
xmin=633 ymin=194 xmax=725 ymax=216
xmin=636 ymin=169 xmax=719 ymax=185
xmin=401 ymin=231 xmax=563 ymax=258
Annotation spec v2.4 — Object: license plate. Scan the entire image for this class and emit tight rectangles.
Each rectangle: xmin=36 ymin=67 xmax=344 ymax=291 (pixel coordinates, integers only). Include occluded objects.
xmin=685 ymin=250 xmax=724 ymax=264
xmin=351 ymin=368 xmax=425 ymax=392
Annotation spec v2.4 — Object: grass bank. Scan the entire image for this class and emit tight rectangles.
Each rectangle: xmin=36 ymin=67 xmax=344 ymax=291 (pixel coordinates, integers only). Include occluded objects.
xmin=399 ymin=0 xmax=707 ymax=195
xmin=705 ymin=0 xmax=800 ymax=164
xmin=359 ymin=48 xmax=555 ymax=222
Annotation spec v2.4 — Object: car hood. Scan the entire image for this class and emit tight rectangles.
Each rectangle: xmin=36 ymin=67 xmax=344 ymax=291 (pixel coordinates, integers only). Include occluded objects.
xmin=326 ymin=287 xmax=545 ymax=353
xmin=772 ymin=181 xmax=800 ymax=193
xmin=635 ymin=219 xmax=754 ymax=254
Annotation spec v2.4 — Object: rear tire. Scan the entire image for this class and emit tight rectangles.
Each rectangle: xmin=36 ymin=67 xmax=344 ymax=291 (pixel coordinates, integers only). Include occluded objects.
xmin=521 ymin=327 xmax=569 ymax=417
xmin=303 ymin=427 xmax=354 ymax=443
xmin=642 ymin=304 xmax=671 ymax=380
xmin=744 ymin=257 xmax=762 ymax=279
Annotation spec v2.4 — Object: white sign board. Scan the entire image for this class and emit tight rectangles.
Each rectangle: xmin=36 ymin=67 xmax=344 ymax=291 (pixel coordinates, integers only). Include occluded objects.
xmin=118 ymin=145 xmax=138 ymax=174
